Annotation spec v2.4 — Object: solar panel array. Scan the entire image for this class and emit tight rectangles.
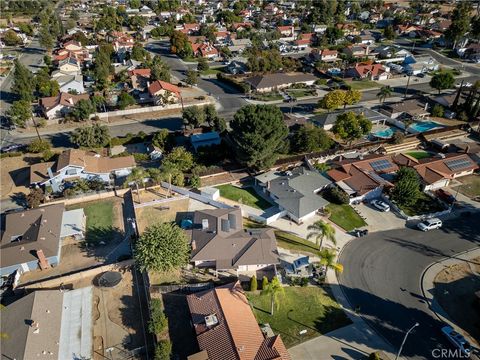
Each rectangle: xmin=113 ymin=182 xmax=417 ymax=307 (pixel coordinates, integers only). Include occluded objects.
xmin=370 ymin=159 xmax=393 ymax=172
xmin=445 ymin=158 xmax=472 ymax=171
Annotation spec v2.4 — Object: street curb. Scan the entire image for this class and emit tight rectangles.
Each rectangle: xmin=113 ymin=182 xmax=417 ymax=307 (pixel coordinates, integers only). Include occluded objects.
xmin=332 ymin=240 xmax=400 ymax=358
xmin=419 ymin=247 xmax=480 ymax=346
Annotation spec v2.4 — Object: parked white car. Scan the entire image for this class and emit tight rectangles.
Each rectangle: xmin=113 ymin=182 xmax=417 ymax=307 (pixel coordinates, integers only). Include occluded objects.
xmin=417 ymin=218 xmax=442 ymax=231
xmin=441 ymin=325 xmax=471 ymax=357
xmin=370 ymin=199 xmax=390 ymax=212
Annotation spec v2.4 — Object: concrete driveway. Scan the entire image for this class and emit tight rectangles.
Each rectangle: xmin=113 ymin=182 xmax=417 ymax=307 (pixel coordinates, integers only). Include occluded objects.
xmin=352 ymin=202 xmax=406 ymax=233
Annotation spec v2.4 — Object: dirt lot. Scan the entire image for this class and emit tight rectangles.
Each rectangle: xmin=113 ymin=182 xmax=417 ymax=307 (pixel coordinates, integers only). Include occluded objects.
xmin=135 ymin=191 xmax=190 ymax=234
xmin=454 ymin=174 xmax=480 ymax=199
xmin=0 ymin=154 xmax=35 ymax=200
xmin=93 ymin=269 xmax=148 ymax=360
xmin=20 ymin=197 xmax=130 ymax=285
xmin=434 ymin=257 xmax=480 ymax=344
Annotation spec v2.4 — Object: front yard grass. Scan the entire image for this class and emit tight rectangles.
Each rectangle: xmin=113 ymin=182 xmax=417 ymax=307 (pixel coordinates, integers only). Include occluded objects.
xmin=286 ymin=89 xmax=317 ymax=98
xmin=345 ymin=80 xmax=380 ymax=90
xmin=248 ymin=286 xmax=352 ymax=348
xmin=252 ymin=92 xmax=283 ymax=102
xmin=406 ymin=151 xmax=432 ymax=160
xmin=200 ymin=68 xmax=223 ymax=76
xmin=454 ymin=174 xmax=480 ymax=198
xmin=68 ymin=200 xmax=114 ymax=243
xmin=216 ymin=184 xmax=273 ymax=210
xmin=398 ymin=192 xmax=445 ymax=216
xmin=326 ymin=204 xmax=366 ymax=231
xmin=274 ymin=231 xmax=321 ymax=257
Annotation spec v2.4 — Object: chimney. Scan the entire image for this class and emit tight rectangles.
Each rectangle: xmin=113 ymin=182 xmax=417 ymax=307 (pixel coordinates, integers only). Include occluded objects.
xmin=424 ymin=103 xmax=428 ymax=111
xmin=221 ymin=218 xmax=230 ymax=233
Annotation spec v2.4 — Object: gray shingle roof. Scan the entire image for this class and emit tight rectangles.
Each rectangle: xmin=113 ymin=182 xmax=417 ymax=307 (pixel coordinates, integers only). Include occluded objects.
xmin=244 ymin=72 xmax=317 ymax=90
xmin=311 ymin=107 xmax=389 ymax=127
xmin=267 ymin=167 xmax=331 ymax=219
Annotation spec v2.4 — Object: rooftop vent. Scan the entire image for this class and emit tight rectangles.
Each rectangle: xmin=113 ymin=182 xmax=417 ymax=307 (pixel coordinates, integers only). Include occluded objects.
xmin=205 ymin=314 xmax=218 ymax=327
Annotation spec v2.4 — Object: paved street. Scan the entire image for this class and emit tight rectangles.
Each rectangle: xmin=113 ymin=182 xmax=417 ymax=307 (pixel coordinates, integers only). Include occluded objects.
xmin=338 ymin=213 xmax=480 ymax=359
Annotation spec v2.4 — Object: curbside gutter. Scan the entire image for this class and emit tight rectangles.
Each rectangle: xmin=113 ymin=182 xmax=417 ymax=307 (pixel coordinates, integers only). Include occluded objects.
xmin=419 ymin=247 xmax=480 ymax=346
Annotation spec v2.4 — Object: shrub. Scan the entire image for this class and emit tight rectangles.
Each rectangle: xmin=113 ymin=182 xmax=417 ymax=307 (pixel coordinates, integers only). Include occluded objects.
xmin=133 ymin=153 xmax=150 ymax=162
xmin=28 ymin=139 xmax=51 ymax=153
xmin=189 ymin=174 xmax=201 ymax=188
xmin=37 ymin=119 xmax=47 ymax=128
xmin=154 ymin=340 xmax=172 ymax=360
xmin=42 ymin=149 xmax=55 ymax=162
xmin=0 ymin=152 xmax=22 ymax=158
xmin=391 ymin=131 xmax=405 ymax=145
xmin=369 ymin=352 xmax=381 ymax=360
xmin=26 ymin=188 xmax=44 ymax=208
xmin=148 ymin=298 xmax=168 ymax=334
xmin=300 ymin=277 xmax=309 ymax=287
xmin=262 ymin=276 xmax=269 ymax=290
xmin=324 ymin=186 xmax=349 ymax=205
xmin=315 ymin=79 xmax=328 ymax=86
xmin=250 ymin=275 xmax=258 ymax=291
xmin=431 ymin=104 xmax=444 ymax=118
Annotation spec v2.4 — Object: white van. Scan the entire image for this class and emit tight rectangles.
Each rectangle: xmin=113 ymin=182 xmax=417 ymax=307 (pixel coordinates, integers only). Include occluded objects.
xmin=417 ymin=218 xmax=442 ymax=231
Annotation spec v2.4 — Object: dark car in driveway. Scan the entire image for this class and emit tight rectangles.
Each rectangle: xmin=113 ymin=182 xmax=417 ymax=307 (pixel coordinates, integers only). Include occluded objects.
xmin=0 ymin=143 xmax=26 ymax=153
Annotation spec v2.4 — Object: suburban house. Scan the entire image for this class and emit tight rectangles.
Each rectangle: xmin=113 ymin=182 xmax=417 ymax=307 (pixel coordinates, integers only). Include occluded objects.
xmin=403 ymin=55 xmax=439 ymax=75
xmin=56 ymin=74 xmax=85 ymax=94
xmin=30 ymin=149 xmax=136 ymax=190
xmin=190 ymin=208 xmax=280 ymax=274
xmin=380 ymin=97 xmax=430 ymax=120
xmin=327 ymin=154 xmax=398 ymax=203
xmin=227 ymin=38 xmax=252 ymax=55
xmin=190 ymin=132 xmax=221 ymax=152
xmin=111 ymin=31 xmax=135 ymax=52
xmin=147 ymin=80 xmax=181 ymax=105
xmin=312 ymin=107 xmax=389 ymax=131
xmin=1 ymin=287 xmax=93 ymax=360
xmin=319 ymin=49 xmax=338 ymax=62
xmin=255 ymin=167 xmax=331 ymax=223
xmin=129 ymin=68 xmax=151 ymax=91
xmin=346 ymin=63 xmax=390 ymax=81
xmin=186 ymin=282 xmax=290 ymax=360
xmin=395 ymin=153 xmax=479 ymax=190
xmin=244 ymin=72 xmax=317 ymax=93
xmin=39 ymin=92 xmax=90 ymax=119
xmin=58 ymin=57 xmax=81 ymax=74
xmin=0 ymin=204 xmax=86 ymax=277
xmin=342 ymin=44 xmax=376 ymax=59
xmin=277 ymin=25 xmax=295 ymax=38
xmin=336 ymin=23 xmax=360 ymax=36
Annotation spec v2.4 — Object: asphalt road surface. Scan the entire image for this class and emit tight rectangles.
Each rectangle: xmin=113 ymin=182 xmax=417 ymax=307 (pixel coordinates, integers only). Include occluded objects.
xmin=338 ymin=213 xmax=480 ymax=360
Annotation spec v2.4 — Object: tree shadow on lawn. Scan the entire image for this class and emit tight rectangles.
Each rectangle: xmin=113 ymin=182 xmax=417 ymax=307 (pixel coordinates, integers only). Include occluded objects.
xmin=79 ymin=226 xmax=125 ymax=262
xmin=9 ymin=191 xmax=27 ymax=207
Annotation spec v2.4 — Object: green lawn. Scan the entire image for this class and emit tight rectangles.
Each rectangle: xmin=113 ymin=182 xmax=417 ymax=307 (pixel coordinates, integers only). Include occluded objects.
xmin=286 ymin=89 xmax=317 ymax=98
xmin=68 ymin=200 xmax=114 ymax=243
xmin=326 ymin=204 xmax=366 ymax=231
xmin=200 ymin=68 xmax=223 ymax=76
xmin=398 ymin=192 xmax=446 ymax=216
xmin=345 ymin=80 xmax=380 ymax=90
xmin=274 ymin=231 xmax=322 ymax=257
xmin=406 ymin=151 xmax=432 ymax=160
xmin=252 ymin=92 xmax=283 ymax=102
xmin=454 ymin=175 xmax=480 ymax=198
xmin=216 ymin=185 xmax=273 ymax=210
xmin=248 ymin=287 xmax=352 ymax=348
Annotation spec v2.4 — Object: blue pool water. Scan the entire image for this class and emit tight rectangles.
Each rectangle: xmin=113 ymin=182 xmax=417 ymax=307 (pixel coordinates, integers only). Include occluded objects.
xmin=372 ymin=127 xmax=395 ymax=138
xmin=408 ymin=121 xmax=444 ymax=133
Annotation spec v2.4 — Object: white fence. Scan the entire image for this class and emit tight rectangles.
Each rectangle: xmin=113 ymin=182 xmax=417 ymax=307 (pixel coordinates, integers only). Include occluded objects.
xmin=134 ymin=195 xmax=189 ymax=209
xmin=160 ymin=182 xmax=232 ymax=209
xmin=90 ymin=100 xmax=213 ymax=120
xmin=381 ymin=193 xmax=451 ymax=220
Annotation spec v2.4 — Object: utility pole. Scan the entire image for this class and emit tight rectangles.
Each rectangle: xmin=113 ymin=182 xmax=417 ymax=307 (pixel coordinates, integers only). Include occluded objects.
xmin=31 ymin=117 xmax=42 ymax=141
xmin=404 ymin=75 xmax=411 ymax=98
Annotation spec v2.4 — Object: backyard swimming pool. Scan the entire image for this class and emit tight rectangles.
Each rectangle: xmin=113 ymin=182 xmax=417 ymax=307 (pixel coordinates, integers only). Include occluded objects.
xmin=408 ymin=121 xmax=444 ymax=133
xmin=371 ymin=126 xmax=395 ymax=138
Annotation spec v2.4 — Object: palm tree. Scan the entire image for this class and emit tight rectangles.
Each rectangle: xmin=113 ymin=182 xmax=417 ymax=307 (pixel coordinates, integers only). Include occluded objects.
xmin=262 ymin=276 xmax=285 ymax=316
xmin=319 ymin=248 xmax=344 ymax=273
xmin=307 ymin=220 xmax=336 ymax=250
xmin=314 ymin=161 xmax=331 ymax=174
xmin=125 ymin=167 xmax=147 ymax=203
xmin=159 ymin=163 xmax=180 ymax=198
xmin=376 ymin=85 xmax=392 ymax=104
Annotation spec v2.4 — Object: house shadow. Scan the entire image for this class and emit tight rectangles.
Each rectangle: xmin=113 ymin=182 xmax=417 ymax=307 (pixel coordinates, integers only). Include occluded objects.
xmin=79 ymin=226 xmax=126 ymax=262
xmin=8 ymin=167 xmax=30 ymax=187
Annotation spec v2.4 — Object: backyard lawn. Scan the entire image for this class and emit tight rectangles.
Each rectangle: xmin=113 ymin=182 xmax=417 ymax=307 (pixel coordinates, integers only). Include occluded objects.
xmin=454 ymin=175 xmax=480 ymax=198
xmin=398 ymin=192 xmax=445 ymax=216
xmin=216 ymin=185 xmax=272 ymax=210
xmin=248 ymin=286 xmax=351 ymax=347
xmin=345 ymin=80 xmax=380 ymax=90
xmin=274 ymin=231 xmax=321 ymax=257
xmin=326 ymin=204 xmax=366 ymax=231
xmin=68 ymin=200 xmax=115 ymax=243
xmin=406 ymin=151 xmax=432 ymax=160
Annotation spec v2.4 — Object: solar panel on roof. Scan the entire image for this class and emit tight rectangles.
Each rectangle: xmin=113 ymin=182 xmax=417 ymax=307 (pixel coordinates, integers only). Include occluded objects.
xmin=445 ymin=158 xmax=472 ymax=171
xmin=370 ymin=159 xmax=393 ymax=172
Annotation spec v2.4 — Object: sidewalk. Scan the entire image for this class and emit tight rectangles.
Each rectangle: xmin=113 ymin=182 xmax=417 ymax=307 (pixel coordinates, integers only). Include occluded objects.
xmin=420 ymin=247 xmax=480 ymax=347
xmin=289 ymin=267 xmax=399 ymax=360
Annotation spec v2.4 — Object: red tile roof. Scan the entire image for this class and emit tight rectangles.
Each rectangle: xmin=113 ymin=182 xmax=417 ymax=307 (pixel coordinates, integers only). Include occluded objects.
xmin=128 ymin=68 xmax=151 ymax=78
xmin=148 ymin=80 xmax=180 ymax=96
